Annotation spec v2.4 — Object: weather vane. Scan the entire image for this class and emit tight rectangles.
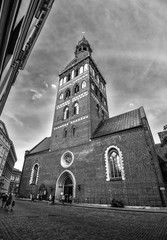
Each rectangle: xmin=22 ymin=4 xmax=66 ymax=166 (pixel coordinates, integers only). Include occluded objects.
xmin=82 ymin=31 xmax=85 ymax=37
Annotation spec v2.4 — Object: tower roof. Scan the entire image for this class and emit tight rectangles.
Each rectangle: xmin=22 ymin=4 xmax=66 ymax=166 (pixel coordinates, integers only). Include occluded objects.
xmin=61 ymin=37 xmax=92 ymax=72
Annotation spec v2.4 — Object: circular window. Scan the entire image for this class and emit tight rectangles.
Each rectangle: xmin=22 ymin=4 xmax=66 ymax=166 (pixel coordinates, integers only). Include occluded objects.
xmin=61 ymin=151 xmax=74 ymax=168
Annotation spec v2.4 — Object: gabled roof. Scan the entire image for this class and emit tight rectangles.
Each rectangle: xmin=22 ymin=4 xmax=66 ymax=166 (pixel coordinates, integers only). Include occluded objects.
xmin=92 ymin=107 xmax=143 ymax=139
xmin=29 ymin=137 xmax=50 ymax=154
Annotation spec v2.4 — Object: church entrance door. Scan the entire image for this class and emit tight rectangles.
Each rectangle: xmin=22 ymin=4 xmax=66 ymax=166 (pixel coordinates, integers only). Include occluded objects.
xmin=55 ymin=170 xmax=76 ymax=202
xmin=64 ymin=177 xmax=73 ymax=202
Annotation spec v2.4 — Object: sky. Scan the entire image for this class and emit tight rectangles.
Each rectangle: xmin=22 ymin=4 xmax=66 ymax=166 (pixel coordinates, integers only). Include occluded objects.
xmin=1 ymin=0 xmax=167 ymax=171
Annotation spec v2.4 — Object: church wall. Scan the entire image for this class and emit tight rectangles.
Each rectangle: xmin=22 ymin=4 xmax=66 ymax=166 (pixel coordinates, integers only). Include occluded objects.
xmin=20 ymin=126 xmax=163 ymax=206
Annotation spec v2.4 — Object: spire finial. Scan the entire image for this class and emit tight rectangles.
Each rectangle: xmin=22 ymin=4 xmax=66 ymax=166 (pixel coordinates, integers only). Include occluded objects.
xmin=82 ymin=31 xmax=85 ymax=38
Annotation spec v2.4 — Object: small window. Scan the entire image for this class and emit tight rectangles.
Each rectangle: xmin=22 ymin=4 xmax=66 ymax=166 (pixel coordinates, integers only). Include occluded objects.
xmin=65 ymin=89 xmax=71 ymax=99
xmin=100 ymin=92 xmax=103 ymax=102
xmin=64 ymin=128 xmax=67 ymax=138
xmin=91 ymin=83 xmax=95 ymax=91
xmin=30 ymin=164 xmax=39 ymax=185
xmin=74 ymin=102 xmax=79 ymax=115
xmin=79 ymin=47 xmax=82 ymax=51
xmin=74 ymin=84 xmax=79 ymax=94
xmin=71 ymin=70 xmax=74 ymax=79
xmin=83 ymin=47 xmax=87 ymax=51
xmin=63 ymin=106 xmax=69 ymax=120
xmin=81 ymin=81 xmax=86 ymax=89
xmin=72 ymin=125 xmax=76 ymax=136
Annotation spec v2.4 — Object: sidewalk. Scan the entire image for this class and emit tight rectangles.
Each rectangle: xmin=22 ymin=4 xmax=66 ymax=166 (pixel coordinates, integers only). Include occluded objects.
xmin=18 ymin=198 xmax=167 ymax=213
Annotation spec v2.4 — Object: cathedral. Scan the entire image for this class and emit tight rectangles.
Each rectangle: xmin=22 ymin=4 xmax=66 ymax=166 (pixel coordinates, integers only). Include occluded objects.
xmin=19 ymin=37 xmax=167 ymax=207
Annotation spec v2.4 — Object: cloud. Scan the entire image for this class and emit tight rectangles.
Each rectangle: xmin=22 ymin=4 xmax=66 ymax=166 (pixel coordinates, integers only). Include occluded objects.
xmin=29 ymin=89 xmax=43 ymax=100
xmin=51 ymin=84 xmax=56 ymax=88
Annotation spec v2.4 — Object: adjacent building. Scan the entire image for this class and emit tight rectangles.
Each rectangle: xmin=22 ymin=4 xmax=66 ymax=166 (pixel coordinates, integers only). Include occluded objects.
xmin=0 ymin=0 xmax=55 ymax=115
xmin=0 ymin=120 xmax=17 ymax=193
xmin=19 ymin=37 xmax=167 ymax=207
xmin=9 ymin=168 xmax=22 ymax=195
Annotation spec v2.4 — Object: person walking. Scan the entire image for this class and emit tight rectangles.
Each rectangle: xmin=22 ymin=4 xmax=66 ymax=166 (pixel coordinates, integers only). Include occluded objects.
xmin=1 ymin=193 xmax=8 ymax=208
xmin=5 ymin=193 xmax=12 ymax=210
xmin=10 ymin=193 xmax=16 ymax=211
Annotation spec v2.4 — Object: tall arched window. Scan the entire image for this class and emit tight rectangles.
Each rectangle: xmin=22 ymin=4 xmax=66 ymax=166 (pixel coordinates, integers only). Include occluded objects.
xmin=74 ymin=102 xmax=79 ymax=115
xmin=67 ymin=73 xmax=71 ymax=82
xmin=29 ymin=163 xmax=39 ymax=185
xmin=104 ymin=146 xmax=125 ymax=181
xmin=74 ymin=84 xmax=79 ymax=94
xmin=63 ymin=106 xmax=69 ymax=120
xmin=71 ymin=70 xmax=74 ymax=79
xmin=65 ymin=89 xmax=71 ymax=99
xmin=102 ymin=110 xmax=104 ymax=120
xmin=81 ymin=81 xmax=86 ymax=89
xmin=75 ymin=69 xmax=79 ymax=77
xmin=60 ymin=79 xmax=63 ymax=86
xmin=63 ymin=76 xmax=67 ymax=84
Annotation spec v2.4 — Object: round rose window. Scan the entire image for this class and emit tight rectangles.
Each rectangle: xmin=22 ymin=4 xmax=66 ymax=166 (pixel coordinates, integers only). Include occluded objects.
xmin=61 ymin=151 xmax=74 ymax=168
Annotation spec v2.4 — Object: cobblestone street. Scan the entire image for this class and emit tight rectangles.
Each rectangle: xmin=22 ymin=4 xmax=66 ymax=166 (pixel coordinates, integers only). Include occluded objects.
xmin=0 ymin=200 xmax=167 ymax=240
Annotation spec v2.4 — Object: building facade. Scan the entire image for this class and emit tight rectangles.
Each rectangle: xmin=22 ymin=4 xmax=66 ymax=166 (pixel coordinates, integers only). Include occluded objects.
xmin=19 ymin=37 xmax=166 ymax=206
xmin=0 ymin=120 xmax=17 ymax=193
xmin=0 ymin=0 xmax=55 ymax=115
xmin=9 ymin=168 xmax=22 ymax=195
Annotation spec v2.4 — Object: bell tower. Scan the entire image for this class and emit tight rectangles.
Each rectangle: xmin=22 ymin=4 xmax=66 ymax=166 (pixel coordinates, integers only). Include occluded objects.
xmin=50 ymin=37 xmax=109 ymax=151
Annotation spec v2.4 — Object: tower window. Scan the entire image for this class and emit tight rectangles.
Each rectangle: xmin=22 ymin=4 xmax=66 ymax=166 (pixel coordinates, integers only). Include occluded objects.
xmin=60 ymin=79 xmax=63 ymax=86
xmin=83 ymin=46 xmax=87 ymax=51
xmin=64 ymin=128 xmax=67 ymax=138
xmin=63 ymin=106 xmax=69 ymax=120
xmin=79 ymin=66 xmax=84 ymax=74
xmin=59 ymin=93 xmax=63 ymax=100
xmin=81 ymin=81 xmax=86 ymax=89
xmin=74 ymin=84 xmax=79 ymax=94
xmin=84 ymin=63 xmax=88 ymax=71
xmin=72 ymin=125 xmax=76 ymax=136
xmin=67 ymin=73 xmax=71 ymax=82
xmin=75 ymin=69 xmax=79 ymax=77
xmin=65 ymin=89 xmax=71 ymax=99
xmin=74 ymin=102 xmax=79 ymax=115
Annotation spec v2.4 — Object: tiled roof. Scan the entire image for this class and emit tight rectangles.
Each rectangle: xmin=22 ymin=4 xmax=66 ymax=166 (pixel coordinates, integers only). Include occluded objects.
xmin=29 ymin=137 xmax=50 ymax=154
xmin=92 ymin=108 xmax=143 ymax=139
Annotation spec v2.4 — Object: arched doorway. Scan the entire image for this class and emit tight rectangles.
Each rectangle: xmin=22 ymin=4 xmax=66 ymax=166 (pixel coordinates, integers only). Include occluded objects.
xmin=55 ymin=170 xmax=76 ymax=202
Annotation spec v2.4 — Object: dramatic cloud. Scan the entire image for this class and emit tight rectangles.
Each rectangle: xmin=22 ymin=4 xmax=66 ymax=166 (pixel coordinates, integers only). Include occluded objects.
xmin=1 ymin=0 xmax=167 ymax=170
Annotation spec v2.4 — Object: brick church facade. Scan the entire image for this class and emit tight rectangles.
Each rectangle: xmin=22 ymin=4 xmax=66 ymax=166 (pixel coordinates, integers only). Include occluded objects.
xmin=19 ymin=37 xmax=167 ymax=206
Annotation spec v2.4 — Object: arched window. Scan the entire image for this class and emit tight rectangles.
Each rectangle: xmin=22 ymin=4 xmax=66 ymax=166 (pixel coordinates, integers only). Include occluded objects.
xmin=74 ymin=84 xmax=79 ymax=94
xmin=72 ymin=125 xmax=76 ymax=136
xmin=63 ymin=106 xmax=69 ymax=120
xmin=84 ymin=63 xmax=88 ymax=71
xmin=29 ymin=164 xmax=39 ymax=185
xmin=64 ymin=128 xmax=67 ymax=138
xmin=79 ymin=66 xmax=83 ymax=74
xmin=109 ymin=149 xmax=122 ymax=178
xmin=96 ymin=104 xmax=99 ymax=116
xmin=81 ymin=81 xmax=86 ymax=89
xmin=74 ymin=102 xmax=79 ymax=115
xmin=104 ymin=146 xmax=125 ymax=181
xmin=65 ymin=89 xmax=71 ymax=99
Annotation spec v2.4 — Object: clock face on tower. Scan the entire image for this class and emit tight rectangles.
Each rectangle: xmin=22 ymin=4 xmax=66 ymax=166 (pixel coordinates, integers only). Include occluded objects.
xmin=61 ymin=151 xmax=74 ymax=168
